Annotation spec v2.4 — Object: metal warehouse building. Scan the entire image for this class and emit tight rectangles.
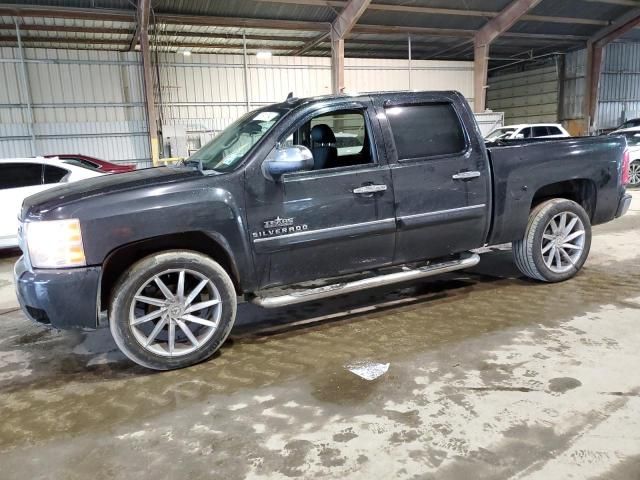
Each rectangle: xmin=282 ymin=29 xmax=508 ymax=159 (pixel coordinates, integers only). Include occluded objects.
xmin=1 ymin=0 xmax=640 ymax=166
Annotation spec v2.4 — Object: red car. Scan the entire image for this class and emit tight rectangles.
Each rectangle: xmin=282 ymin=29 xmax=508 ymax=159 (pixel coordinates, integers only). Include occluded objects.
xmin=45 ymin=154 xmax=136 ymax=173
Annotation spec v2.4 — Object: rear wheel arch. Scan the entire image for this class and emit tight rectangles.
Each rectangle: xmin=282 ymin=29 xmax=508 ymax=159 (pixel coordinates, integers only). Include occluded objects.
xmin=530 ymin=179 xmax=597 ymax=220
xmin=100 ymin=232 xmax=241 ymax=309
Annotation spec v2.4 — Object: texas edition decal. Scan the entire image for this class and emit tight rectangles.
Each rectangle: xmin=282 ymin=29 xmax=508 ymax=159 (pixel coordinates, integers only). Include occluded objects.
xmin=252 ymin=216 xmax=309 ymax=239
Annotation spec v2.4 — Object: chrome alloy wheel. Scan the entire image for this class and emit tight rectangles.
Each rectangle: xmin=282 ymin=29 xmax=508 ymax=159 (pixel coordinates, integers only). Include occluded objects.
xmin=129 ymin=269 xmax=222 ymax=357
xmin=541 ymin=211 xmax=586 ymax=274
xmin=630 ymin=161 xmax=640 ymax=187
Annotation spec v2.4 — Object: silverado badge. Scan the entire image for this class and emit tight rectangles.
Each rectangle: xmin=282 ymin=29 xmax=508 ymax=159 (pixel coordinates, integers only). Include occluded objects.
xmin=253 ymin=216 xmax=309 ymax=239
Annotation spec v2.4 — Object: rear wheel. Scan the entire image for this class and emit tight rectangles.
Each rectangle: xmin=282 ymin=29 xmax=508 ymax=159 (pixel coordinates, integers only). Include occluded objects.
xmin=513 ymin=198 xmax=591 ymax=282
xmin=109 ymin=250 xmax=237 ymax=370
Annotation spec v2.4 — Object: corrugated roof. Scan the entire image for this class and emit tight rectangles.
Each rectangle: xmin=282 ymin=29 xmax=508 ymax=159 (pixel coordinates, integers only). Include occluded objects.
xmin=0 ymin=0 xmax=638 ymax=65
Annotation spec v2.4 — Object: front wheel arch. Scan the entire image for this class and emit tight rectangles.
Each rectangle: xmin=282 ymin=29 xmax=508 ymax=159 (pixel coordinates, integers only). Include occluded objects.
xmin=100 ymin=232 xmax=241 ymax=310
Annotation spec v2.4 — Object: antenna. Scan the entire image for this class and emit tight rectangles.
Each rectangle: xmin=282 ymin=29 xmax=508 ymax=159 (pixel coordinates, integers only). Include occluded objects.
xmin=286 ymin=92 xmax=294 ymax=101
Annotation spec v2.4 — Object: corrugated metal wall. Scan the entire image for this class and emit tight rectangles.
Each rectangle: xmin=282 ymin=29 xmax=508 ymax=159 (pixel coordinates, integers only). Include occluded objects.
xmin=0 ymin=47 xmax=150 ymax=164
xmin=0 ymin=48 xmax=474 ymax=165
xmin=598 ymin=43 xmax=640 ymax=129
xmin=157 ymin=53 xmax=474 ymax=135
xmin=486 ymin=62 xmax=560 ymax=125
xmin=563 ymin=43 xmax=640 ymax=130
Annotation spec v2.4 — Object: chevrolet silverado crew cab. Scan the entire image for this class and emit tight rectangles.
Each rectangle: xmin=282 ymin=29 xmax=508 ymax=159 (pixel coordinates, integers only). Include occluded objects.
xmin=15 ymin=91 xmax=632 ymax=370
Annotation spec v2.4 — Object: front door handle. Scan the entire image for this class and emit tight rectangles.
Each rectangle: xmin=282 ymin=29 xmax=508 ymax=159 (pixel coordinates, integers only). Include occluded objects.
xmin=452 ymin=171 xmax=481 ymax=180
xmin=353 ymin=184 xmax=388 ymax=194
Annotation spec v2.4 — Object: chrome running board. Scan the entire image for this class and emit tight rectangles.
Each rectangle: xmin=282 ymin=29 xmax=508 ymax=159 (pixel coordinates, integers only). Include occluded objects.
xmin=250 ymin=252 xmax=480 ymax=308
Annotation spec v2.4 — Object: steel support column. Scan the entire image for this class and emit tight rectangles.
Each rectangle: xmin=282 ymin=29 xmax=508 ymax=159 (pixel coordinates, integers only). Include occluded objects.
xmin=407 ymin=34 xmax=412 ymax=90
xmin=243 ymin=32 xmax=251 ymax=111
xmin=473 ymin=39 xmax=489 ymax=113
xmin=138 ymin=0 xmax=159 ymax=165
xmin=14 ymin=19 xmax=36 ymax=155
xmin=331 ymin=33 xmax=345 ymax=94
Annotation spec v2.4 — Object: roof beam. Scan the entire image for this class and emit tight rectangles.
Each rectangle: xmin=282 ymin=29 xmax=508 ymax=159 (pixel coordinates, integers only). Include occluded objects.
xmin=290 ymin=32 xmax=329 ymax=56
xmin=0 ymin=5 xmax=134 ymax=22
xmin=0 ymin=24 xmax=310 ymax=43
xmin=476 ymin=0 xmax=544 ymax=45
xmin=580 ymin=0 xmax=640 ymax=6
xmin=0 ymin=24 xmax=130 ymax=35
xmin=591 ymin=7 xmax=640 ymax=46
xmin=253 ymin=0 xmax=608 ymax=26
xmin=0 ymin=36 xmax=298 ymax=50
xmin=331 ymin=0 xmax=371 ymax=39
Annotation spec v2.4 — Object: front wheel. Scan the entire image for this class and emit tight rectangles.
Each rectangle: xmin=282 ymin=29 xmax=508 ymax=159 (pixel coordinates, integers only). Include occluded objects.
xmin=513 ymin=198 xmax=592 ymax=282
xmin=109 ymin=250 xmax=237 ymax=370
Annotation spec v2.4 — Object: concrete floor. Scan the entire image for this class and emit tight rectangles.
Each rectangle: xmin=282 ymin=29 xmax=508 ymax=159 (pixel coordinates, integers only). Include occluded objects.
xmin=1 ymin=194 xmax=640 ymax=480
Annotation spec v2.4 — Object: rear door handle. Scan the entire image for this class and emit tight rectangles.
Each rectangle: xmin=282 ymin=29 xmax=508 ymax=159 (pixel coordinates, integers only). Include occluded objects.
xmin=353 ymin=184 xmax=387 ymax=194
xmin=452 ymin=171 xmax=481 ymax=180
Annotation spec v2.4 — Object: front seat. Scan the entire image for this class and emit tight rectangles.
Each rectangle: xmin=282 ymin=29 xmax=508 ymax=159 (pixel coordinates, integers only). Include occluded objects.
xmin=310 ymin=124 xmax=338 ymax=170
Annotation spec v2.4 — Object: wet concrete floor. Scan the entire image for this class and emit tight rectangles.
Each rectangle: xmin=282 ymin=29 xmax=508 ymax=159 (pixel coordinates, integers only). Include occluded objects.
xmin=1 ymin=193 xmax=639 ymax=479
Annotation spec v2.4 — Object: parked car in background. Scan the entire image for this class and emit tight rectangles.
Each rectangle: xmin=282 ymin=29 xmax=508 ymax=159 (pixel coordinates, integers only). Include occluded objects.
xmin=45 ymin=154 xmax=135 ymax=173
xmin=485 ymin=123 xmax=571 ymax=142
xmin=0 ymin=157 xmax=104 ymax=248
xmin=611 ymin=118 xmax=640 ymax=133
xmin=334 ymin=132 xmax=364 ymax=156
xmin=611 ymin=127 xmax=640 ymax=187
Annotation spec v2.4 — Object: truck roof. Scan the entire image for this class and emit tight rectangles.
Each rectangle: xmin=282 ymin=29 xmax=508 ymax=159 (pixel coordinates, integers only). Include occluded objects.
xmin=267 ymin=90 xmax=464 ymax=111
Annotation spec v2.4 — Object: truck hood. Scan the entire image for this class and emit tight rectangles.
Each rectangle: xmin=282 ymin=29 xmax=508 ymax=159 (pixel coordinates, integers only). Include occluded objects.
xmin=21 ymin=166 xmax=203 ymax=220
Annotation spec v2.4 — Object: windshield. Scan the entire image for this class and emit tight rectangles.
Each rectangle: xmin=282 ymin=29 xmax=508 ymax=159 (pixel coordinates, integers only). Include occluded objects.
xmin=619 ymin=119 xmax=640 ymax=130
xmin=187 ymin=110 xmax=283 ymax=171
xmin=485 ymin=128 xmax=516 ymax=141
xmin=622 ymin=131 xmax=640 ymax=147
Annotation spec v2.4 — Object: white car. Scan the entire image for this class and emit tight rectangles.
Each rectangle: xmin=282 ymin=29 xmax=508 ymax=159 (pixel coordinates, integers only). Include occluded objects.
xmin=0 ymin=157 xmax=104 ymax=248
xmin=485 ymin=123 xmax=571 ymax=142
xmin=610 ymin=127 xmax=640 ymax=187
xmin=334 ymin=132 xmax=363 ymax=156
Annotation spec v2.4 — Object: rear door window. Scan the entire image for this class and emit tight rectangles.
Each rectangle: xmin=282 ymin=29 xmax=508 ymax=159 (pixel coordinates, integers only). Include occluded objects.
xmin=546 ymin=126 xmax=563 ymax=135
xmin=43 ymin=165 xmax=69 ymax=184
xmin=520 ymin=127 xmax=533 ymax=138
xmin=532 ymin=126 xmax=550 ymax=137
xmin=0 ymin=163 xmax=43 ymax=189
xmin=385 ymin=103 xmax=465 ymax=160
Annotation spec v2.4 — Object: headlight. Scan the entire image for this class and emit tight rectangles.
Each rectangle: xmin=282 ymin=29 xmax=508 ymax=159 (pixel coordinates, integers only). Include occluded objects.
xmin=26 ymin=219 xmax=86 ymax=268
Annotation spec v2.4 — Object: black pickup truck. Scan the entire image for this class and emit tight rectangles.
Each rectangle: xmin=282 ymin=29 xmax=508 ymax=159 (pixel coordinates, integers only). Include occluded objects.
xmin=15 ymin=91 xmax=632 ymax=370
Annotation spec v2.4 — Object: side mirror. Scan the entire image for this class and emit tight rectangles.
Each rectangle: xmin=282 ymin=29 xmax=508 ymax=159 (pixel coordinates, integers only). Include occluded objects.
xmin=514 ymin=133 xmax=525 ymax=140
xmin=263 ymin=145 xmax=314 ymax=181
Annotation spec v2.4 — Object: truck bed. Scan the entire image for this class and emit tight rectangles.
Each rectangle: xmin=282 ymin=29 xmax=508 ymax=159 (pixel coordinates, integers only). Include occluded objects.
xmin=486 ymin=135 xmax=627 ymax=246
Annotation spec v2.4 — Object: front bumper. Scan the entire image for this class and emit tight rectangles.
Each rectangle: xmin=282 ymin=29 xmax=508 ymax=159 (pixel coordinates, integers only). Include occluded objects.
xmin=14 ymin=256 xmax=101 ymax=330
xmin=616 ymin=193 xmax=632 ymax=218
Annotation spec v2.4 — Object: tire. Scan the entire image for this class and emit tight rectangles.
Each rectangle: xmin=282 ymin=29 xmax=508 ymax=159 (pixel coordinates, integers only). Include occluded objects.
xmin=512 ymin=198 xmax=592 ymax=283
xmin=630 ymin=160 xmax=640 ymax=188
xmin=109 ymin=250 xmax=237 ymax=370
